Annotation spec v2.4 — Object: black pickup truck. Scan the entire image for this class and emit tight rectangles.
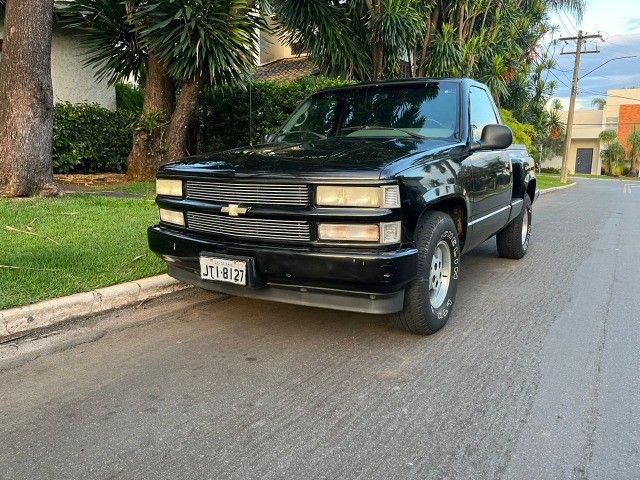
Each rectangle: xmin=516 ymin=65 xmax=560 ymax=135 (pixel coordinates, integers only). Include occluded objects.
xmin=149 ymin=78 xmax=538 ymax=334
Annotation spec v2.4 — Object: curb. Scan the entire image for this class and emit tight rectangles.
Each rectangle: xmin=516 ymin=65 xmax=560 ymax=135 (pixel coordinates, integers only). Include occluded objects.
xmin=539 ymin=182 xmax=577 ymax=195
xmin=0 ymin=274 xmax=190 ymax=340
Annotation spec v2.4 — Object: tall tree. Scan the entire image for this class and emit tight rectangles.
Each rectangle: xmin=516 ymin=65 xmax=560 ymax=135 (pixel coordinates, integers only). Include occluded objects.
xmin=599 ymin=129 xmax=619 ymax=175
xmin=0 ymin=0 xmax=61 ymax=197
xmin=61 ymin=0 xmax=264 ymax=180
xmin=627 ymin=125 xmax=640 ymax=177
xmin=274 ymin=0 xmax=584 ymax=105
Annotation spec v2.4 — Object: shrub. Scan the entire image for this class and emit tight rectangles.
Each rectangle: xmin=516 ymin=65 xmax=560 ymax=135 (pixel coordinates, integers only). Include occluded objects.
xmin=53 ymin=102 xmax=135 ymax=173
xmin=540 ymin=167 xmax=561 ymax=174
xmin=116 ymin=82 xmax=145 ymax=113
xmin=499 ymin=108 xmax=535 ymax=155
xmin=197 ymin=76 xmax=353 ymax=153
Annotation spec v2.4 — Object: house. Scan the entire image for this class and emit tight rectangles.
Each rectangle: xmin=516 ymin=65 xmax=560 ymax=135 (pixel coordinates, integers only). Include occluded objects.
xmin=0 ymin=6 xmax=116 ymax=110
xmin=253 ymin=17 xmax=316 ymax=82
xmin=551 ymin=89 xmax=640 ymax=175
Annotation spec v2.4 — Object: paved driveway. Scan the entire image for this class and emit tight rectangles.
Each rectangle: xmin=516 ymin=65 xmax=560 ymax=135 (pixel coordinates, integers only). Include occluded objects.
xmin=1 ymin=179 xmax=639 ymax=479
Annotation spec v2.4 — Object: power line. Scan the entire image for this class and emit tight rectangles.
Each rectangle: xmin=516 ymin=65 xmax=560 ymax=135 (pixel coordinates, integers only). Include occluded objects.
xmin=579 ymin=89 xmax=640 ymax=103
xmin=579 ymin=56 xmax=636 ymax=80
xmin=560 ymin=10 xmax=579 ymax=34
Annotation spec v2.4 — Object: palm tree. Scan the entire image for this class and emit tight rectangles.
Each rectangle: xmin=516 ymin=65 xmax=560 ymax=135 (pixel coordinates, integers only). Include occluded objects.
xmin=600 ymin=137 xmax=625 ymax=176
xmin=273 ymin=0 xmax=423 ymax=80
xmin=599 ymin=129 xmax=618 ymax=175
xmin=627 ymin=125 xmax=640 ymax=177
xmin=60 ymin=0 xmax=265 ymax=179
xmin=591 ymin=97 xmax=606 ymax=110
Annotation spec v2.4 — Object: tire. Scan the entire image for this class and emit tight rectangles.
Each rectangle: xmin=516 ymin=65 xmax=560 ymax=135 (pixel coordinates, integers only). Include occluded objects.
xmin=496 ymin=195 xmax=532 ymax=259
xmin=392 ymin=211 xmax=460 ymax=335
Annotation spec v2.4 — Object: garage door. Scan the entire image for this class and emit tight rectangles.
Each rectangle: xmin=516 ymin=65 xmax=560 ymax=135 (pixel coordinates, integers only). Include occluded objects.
xmin=575 ymin=148 xmax=593 ymax=174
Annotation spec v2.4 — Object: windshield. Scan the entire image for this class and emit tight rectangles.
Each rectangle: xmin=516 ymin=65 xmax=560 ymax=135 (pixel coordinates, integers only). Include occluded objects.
xmin=276 ymin=82 xmax=460 ymax=142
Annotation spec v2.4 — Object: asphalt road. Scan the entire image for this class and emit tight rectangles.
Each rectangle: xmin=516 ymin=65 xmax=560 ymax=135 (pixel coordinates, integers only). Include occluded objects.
xmin=1 ymin=179 xmax=639 ymax=480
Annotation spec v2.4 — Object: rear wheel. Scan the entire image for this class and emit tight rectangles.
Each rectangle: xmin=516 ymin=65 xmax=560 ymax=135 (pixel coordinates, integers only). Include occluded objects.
xmin=392 ymin=211 xmax=460 ymax=335
xmin=496 ymin=195 xmax=532 ymax=259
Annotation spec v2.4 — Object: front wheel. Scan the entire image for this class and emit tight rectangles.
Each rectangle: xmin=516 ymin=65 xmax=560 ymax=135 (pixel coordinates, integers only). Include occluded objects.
xmin=496 ymin=195 xmax=532 ymax=259
xmin=392 ymin=211 xmax=460 ymax=335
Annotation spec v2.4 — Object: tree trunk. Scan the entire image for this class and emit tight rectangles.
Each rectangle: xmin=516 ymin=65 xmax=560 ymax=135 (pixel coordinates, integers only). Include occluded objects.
xmin=417 ymin=4 xmax=440 ymax=77
xmin=371 ymin=41 xmax=384 ymax=80
xmin=0 ymin=0 xmax=61 ymax=197
xmin=163 ymin=76 xmax=203 ymax=163
xmin=125 ymin=54 xmax=174 ymax=181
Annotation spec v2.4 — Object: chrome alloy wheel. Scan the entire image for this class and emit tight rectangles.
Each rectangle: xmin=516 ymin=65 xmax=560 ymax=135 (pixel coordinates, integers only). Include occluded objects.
xmin=429 ymin=240 xmax=452 ymax=309
xmin=521 ymin=208 xmax=529 ymax=246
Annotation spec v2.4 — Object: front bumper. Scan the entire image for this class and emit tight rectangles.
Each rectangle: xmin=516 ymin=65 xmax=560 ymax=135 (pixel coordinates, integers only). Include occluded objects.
xmin=148 ymin=226 xmax=418 ymax=314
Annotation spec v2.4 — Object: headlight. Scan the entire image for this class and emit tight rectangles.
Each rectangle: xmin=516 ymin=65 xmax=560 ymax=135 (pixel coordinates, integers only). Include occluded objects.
xmin=316 ymin=185 xmax=400 ymax=208
xmin=156 ymin=178 xmax=183 ymax=197
xmin=318 ymin=221 xmax=401 ymax=244
xmin=159 ymin=208 xmax=185 ymax=226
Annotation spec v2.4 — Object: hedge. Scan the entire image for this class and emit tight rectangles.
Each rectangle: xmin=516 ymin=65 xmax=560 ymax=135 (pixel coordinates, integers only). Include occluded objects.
xmin=197 ymin=76 xmax=353 ymax=152
xmin=115 ymin=82 xmax=145 ymax=114
xmin=53 ymin=102 xmax=135 ymax=173
xmin=499 ymin=109 xmax=535 ymax=155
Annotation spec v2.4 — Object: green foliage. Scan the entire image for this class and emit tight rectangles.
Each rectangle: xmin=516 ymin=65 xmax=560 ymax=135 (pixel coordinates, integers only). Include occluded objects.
xmin=115 ymin=82 xmax=145 ymax=113
xmin=198 ymin=76 xmax=353 ymax=152
xmin=274 ymin=0 xmax=584 ymax=103
xmin=599 ymin=129 xmax=617 ymax=145
xmin=53 ymin=102 xmax=135 ymax=173
xmin=499 ymin=109 xmax=535 ymax=154
xmin=600 ymin=139 xmax=626 ymax=176
xmin=626 ymin=125 xmax=640 ymax=175
xmin=132 ymin=0 xmax=264 ymax=84
xmin=62 ymin=0 xmax=268 ymax=86
xmin=540 ymin=166 xmax=561 ymax=174
xmin=133 ymin=111 xmax=168 ymax=134
xmin=272 ymin=0 xmax=371 ymax=78
xmin=58 ymin=0 xmax=144 ymax=85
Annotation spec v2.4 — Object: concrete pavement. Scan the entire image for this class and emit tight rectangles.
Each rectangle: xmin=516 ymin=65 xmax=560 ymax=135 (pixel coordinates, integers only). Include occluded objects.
xmin=0 ymin=178 xmax=638 ymax=479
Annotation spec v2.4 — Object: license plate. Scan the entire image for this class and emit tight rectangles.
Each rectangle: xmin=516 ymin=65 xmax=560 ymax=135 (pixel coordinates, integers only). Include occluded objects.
xmin=199 ymin=255 xmax=247 ymax=286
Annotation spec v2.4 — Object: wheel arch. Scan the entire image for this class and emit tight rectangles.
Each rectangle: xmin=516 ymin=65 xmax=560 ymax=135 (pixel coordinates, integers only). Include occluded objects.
xmin=416 ymin=195 xmax=468 ymax=251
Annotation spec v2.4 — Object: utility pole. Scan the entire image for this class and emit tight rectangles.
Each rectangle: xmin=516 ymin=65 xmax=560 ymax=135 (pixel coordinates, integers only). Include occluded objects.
xmin=559 ymin=30 xmax=603 ymax=183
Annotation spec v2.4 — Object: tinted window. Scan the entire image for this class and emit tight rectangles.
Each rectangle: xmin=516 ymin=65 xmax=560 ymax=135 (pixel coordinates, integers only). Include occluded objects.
xmin=277 ymin=82 xmax=460 ymax=141
xmin=470 ymin=87 xmax=499 ymax=140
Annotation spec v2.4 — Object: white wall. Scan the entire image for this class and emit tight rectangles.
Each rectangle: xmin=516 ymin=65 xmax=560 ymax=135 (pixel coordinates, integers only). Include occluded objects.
xmin=0 ymin=15 xmax=116 ymax=110
xmin=259 ymin=17 xmax=294 ymax=65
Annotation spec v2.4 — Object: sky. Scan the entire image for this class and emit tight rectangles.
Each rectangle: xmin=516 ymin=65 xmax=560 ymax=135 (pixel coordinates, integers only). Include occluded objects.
xmin=546 ymin=0 xmax=640 ymax=110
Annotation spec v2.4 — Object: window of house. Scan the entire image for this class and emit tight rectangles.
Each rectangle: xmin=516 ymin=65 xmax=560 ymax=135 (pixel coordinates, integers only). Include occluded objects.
xmin=470 ymin=86 xmax=499 ymax=140
xmin=605 ymin=117 xmax=618 ymax=132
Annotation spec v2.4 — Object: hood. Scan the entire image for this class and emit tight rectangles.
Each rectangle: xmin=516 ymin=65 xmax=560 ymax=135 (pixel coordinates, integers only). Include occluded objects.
xmin=160 ymin=137 xmax=455 ymax=180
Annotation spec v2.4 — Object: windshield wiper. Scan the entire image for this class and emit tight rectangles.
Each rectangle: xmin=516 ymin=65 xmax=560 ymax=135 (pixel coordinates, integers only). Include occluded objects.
xmin=277 ymin=130 xmax=327 ymax=140
xmin=342 ymin=126 xmax=428 ymax=140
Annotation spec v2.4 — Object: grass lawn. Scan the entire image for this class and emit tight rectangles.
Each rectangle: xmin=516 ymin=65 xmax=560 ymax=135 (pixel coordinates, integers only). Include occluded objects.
xmin=0 ymin=194 xmax=165 ymax=310
xmin=536 ymin=173 xmax=574 ymax=190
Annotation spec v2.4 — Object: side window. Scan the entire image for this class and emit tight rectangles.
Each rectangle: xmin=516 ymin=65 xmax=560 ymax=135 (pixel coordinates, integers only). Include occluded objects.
xmin=470 ymin=87 xmax=499 ymax=141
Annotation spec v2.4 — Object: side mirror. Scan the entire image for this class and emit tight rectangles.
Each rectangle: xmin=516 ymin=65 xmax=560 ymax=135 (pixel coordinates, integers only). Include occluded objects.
xmin=263 ymin=133 xmax=276 ymax=144
xmin=474 ymin=124 xmax=513 ymax=151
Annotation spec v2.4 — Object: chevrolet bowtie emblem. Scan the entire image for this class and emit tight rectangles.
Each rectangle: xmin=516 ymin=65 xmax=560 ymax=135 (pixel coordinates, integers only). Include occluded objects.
xmin=221 ymin=204 xmax=249 ymax=216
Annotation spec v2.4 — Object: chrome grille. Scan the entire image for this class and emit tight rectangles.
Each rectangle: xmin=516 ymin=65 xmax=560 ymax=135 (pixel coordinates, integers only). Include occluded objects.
xmin=187 ymin=211 xmax=311 ymax=242
xmin=186 ymin=181 xmax=309 ymax=206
